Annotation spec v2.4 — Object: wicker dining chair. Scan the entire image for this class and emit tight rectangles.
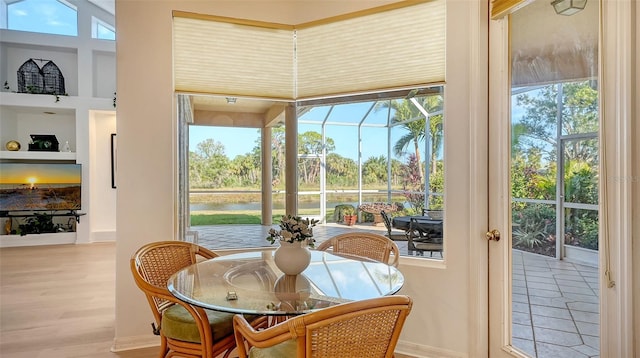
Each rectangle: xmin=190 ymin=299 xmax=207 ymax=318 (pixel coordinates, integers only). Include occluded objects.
xmin=130 ymin=241 xmax=266 ymax=358
xmin=233 ymin=295 xmax=413 ymax=358
xmin=381 ymin=210 xmax=408 ymax=241
xmin=316 ymin=232 xmax=400 ymax=267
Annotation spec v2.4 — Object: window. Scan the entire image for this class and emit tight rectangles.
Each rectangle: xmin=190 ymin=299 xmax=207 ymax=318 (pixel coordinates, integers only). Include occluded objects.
xmin=6 ymin=0 xmax=77 ymax=36
xmin=92 ymin=16 xmax=115 ymax=40
xmin=296 ymin=87 xmax=445 ymax=230
xmin=181 ymin=87 xmax=447 ymax=260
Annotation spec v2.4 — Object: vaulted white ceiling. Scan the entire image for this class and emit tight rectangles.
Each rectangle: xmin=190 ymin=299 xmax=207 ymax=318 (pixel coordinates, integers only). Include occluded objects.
xmin=88 ymin=0 xmax=114 ymax=15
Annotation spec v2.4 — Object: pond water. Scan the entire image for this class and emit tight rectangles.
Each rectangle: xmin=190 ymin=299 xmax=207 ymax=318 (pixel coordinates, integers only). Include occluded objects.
xmin=190 ymin=201 xmax=416 ymax=213
xmin=190 ymin=201 xmax=362 ymax=212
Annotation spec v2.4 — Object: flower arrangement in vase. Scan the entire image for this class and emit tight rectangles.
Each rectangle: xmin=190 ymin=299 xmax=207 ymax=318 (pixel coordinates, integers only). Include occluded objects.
xmin=267 ymin=215 xmax=319 ymax=275
xmin=266 ymin=214 xmax=319 ymax=248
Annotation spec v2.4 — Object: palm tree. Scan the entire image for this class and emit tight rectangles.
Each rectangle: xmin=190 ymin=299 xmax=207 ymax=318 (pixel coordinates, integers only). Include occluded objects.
xmin=419 ymin=95 xmax=444 ymax=177
xmin=377 ymin=100 xmax=426 ymax=179
xmin=377 ymin=95 xmax=444 ymax=180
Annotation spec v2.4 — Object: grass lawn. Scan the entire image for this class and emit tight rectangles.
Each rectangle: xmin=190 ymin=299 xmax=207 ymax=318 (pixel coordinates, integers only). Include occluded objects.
xmin=190 ymin=209 xmax=336 ymax=226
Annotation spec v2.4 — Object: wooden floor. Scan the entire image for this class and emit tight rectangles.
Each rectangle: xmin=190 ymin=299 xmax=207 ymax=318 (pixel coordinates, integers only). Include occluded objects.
xmin=0 ymin=242 xmax=412 ymax=358
xmin=0 ymin=243 xmax=157 ymax=358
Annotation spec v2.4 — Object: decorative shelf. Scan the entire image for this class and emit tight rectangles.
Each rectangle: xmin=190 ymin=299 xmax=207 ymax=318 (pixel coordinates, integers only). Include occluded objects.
xmin=0 ymin=232 xmax=76 ymax=248
xmin=0 ymin=151 xmax=76 ymax=161
xmin=1 ymin=211 xmax=86 ymax=223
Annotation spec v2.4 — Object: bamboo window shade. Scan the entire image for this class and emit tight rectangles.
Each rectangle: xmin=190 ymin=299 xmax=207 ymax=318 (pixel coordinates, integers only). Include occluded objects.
xmin=490 ymin=0 xmax=534 ymax=19
xmin=509 ymin=0 xmax=598 ymax=87
xmin=172 ymin=0 xmax=445 ymax=100
xmin=173 ymin=17 xmax=295 ymax=99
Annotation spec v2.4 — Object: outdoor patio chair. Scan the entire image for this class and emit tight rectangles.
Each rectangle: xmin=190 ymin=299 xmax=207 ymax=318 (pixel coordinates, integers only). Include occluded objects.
xmin=421 ymin=209 xmax=444 ymax=220
xmin=316 ymin=232 xmax=400 ymax=267
xmin=381 ymin=210 xmax=408 ymax=241
xmin=408 ymin=218 xmax=443 ymax=258
xmin=233 ymin=295 xmax=413 ymax=358
xmin=130 ymin=241 xmax=266 ymax=358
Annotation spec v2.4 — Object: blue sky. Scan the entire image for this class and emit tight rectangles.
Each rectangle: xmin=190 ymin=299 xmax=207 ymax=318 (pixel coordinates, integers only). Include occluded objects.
xmin=7 ymin=0 xmax=78 ymax=36
xmin=189 ymin=124 xmax=403 ymax=162
xmin=188 ymin=100 xmax=443 ymax=162
xmin=6 ymin=0 xmax=115 ymax=39
xmin=188 ymin=94 xmax=455 ymax=162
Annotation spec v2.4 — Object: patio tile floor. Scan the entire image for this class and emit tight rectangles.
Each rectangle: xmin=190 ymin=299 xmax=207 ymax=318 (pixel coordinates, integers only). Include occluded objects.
xmin=191 ymin=223 xmax=598 ymax=358
xmin=513 ymin=250 xmax=599 ymax=358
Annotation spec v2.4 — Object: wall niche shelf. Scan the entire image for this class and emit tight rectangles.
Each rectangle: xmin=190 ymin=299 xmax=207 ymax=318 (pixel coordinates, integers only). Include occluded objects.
xmin=0 ymin=232 xmax=76 ymax=248
xmin=0 ymin=211 xmax=85 ymax=248
xmin=1 ymin=211 xmax=86 ymax=223
xmin=1 ymin=3 xmax=116 ymax=247
xmin=0 ymin=151 xmax=76 ymax=161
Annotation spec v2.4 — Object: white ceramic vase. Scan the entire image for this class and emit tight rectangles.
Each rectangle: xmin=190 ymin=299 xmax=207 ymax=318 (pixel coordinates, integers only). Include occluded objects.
xmin=273 ymin=240 xmax=312 ymax=275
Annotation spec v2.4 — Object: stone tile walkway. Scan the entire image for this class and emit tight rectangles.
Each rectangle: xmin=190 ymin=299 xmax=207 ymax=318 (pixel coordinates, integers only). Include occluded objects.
xmin=191 ymin=223 xmax=598 ymax=357
xmin=193 ymin=222 xmax=424 ymax=255
xmin=512 ymin=250 xmax=599 ymax=358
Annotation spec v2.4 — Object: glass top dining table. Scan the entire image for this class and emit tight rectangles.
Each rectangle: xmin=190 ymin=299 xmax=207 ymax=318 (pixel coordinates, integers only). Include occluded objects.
xmin=167 ymin=250 xmax=404 ymax=316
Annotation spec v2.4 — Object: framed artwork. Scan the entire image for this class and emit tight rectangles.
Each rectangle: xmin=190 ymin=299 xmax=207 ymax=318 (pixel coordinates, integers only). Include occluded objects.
xmin=110 ymin=133 xmax=117 ymax=189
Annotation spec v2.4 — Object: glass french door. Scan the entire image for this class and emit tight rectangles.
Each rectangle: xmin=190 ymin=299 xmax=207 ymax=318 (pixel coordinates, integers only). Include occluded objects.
xmin=488 ymin=0 xmax=600 ymax=357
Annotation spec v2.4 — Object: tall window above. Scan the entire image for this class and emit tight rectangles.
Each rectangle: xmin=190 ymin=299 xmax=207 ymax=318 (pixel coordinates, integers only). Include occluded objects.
xmin=92 ymin=16 xmax=115 ymax=40
xmin=6 ymin=0 xmax=77 ymax=36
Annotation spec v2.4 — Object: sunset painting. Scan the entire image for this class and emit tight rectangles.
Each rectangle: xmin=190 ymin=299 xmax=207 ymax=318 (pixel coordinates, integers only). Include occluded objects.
xmin=0 ymin=163 xmax=82 ymax=212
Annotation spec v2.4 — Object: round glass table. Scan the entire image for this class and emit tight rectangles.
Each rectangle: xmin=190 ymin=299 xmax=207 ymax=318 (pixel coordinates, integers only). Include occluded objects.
xmin=167 ymin=250 xmax=404 ymax=316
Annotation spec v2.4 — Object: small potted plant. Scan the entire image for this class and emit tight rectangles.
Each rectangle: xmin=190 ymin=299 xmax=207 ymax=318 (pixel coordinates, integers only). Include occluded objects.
xmin=341 ymin=205 xmax=357 ymax=226
xmin=333 ymin=204 xmax=354 ymax=222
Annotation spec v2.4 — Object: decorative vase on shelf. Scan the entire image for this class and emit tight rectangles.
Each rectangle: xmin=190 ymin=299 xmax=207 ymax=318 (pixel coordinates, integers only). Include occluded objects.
xmin=273 ymin=239 xmax=312 ymax=275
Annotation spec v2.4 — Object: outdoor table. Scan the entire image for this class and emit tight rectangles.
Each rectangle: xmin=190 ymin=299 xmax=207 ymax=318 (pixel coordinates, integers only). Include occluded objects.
xmin=358 ymin=203 xmax=399 ymax=226
xmin=392 ymin=215 xmax=443 ymax=236
xmin=167 ymin=250 xmax=404 ymax=316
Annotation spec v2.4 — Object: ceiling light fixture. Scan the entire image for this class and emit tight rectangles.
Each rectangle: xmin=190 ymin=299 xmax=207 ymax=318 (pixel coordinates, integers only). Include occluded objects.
xmin=225 ymin=97 xmax=237 ymax=104
xmin=551 ymin=0 xmax=587 ymax=15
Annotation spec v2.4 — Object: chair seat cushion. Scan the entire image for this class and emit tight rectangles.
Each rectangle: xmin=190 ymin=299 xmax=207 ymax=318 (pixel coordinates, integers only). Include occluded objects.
xmin=249 ymin=339 xmax=296 ymax=358
xmin=161 ymin=304 xmax=235 ymax=343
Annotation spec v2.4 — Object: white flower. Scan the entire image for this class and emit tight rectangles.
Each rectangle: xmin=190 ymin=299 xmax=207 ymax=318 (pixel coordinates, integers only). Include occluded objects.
xmin=266 ymin=215 xmax=319 ymax=248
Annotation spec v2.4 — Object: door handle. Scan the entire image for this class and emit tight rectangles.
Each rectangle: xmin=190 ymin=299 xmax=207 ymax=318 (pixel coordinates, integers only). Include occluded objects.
xmin=486 ymin=229 xmax=501 ymax=241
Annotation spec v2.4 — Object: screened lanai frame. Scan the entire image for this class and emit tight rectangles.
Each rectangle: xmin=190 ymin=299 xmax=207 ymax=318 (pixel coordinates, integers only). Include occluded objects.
xmin=510 ymin=81 xmax=599 ymax=263
xmin=180 ymin=85 xmax=446 ymax=227
xmin=507 ymin=0 xmax=600 ymax=265
xmin=295 ymin=86 xmax=445 ymax=223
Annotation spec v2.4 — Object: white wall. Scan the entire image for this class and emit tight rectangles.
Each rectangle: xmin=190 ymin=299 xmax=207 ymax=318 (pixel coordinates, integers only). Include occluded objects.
xmin=114 ymin=1 xmax=487 ymax=356
xmin=0 ymin=0 xmax=116 ymax=246
xmin=114 ymin=0 xmax=640 ymax=355
xmin=90 ymin=110 xmax=117 ymax=242
xmin=93 ymin=51 xmax=116 ymax=98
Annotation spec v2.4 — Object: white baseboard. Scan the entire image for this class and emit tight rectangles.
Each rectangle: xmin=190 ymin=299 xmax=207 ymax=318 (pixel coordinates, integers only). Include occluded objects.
xmin=0 ymin=232 xmax=76 ymax=247
xmin=111 ymin=334 xmax=159 ymax=352
xmin=564 ymin=245 xmax=598 ymax=267
xmin=91 ymin=230 xmax=116 ymax=242
xmin=395 ymin=340 xmax=467 ymax=358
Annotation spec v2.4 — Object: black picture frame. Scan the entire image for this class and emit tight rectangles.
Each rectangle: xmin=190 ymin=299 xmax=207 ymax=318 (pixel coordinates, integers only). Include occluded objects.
xmin=29 ymin=134 xmax=59 ymax=152
xmin=110 ymin=133 xmax=117 ymax=189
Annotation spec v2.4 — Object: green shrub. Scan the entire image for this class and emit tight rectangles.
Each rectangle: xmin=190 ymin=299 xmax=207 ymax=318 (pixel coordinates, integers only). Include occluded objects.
xmin=565 ymin=209 xmax=598 ymax=250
